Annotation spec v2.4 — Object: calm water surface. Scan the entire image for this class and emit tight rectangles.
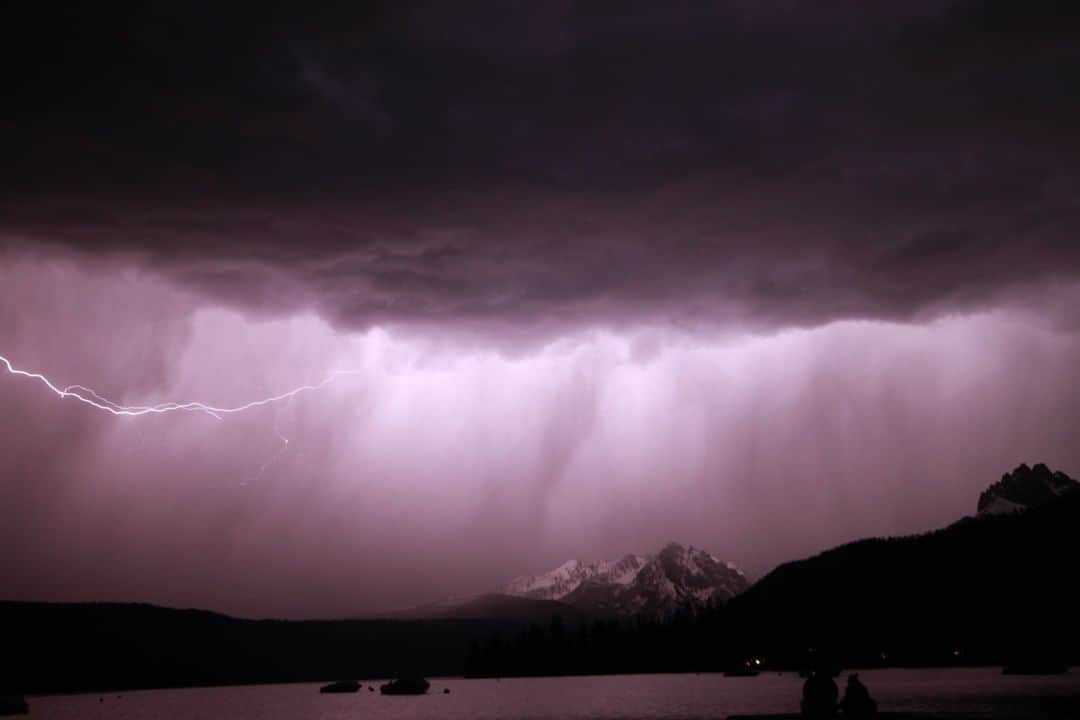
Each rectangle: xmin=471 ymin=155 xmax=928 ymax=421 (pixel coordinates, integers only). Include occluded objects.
xmin=29 ymin=668 xmax=1080 ymax=720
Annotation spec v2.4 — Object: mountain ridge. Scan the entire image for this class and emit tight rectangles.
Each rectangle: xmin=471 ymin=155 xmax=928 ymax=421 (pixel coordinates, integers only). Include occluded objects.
xmin=504 ymin=542 xmax=748 ymax=616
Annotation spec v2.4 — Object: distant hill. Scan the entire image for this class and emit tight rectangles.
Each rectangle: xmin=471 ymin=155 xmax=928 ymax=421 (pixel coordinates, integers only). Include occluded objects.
xmin=726 ymin=479 xmax=1080 ymax=668
xmin=0 ymin=601 xmax=543 ymax=695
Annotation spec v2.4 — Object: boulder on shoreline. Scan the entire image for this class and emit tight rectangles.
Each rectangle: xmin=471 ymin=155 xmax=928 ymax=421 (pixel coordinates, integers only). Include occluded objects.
xmin=319 ymin=680 xmax=361 ymax=693
xmin=380 ymin=674 xmax=430 ymax=695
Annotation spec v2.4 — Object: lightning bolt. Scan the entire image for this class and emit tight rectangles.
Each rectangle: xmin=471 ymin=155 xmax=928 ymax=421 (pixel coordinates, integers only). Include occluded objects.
xmin=250 ymin=408 xmax=293 ymax=484
xmin=0 ymin=353 xmax=362 ymax=421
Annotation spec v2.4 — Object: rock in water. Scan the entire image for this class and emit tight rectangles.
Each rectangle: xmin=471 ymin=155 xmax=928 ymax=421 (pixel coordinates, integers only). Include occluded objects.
xmin=380 ymin=674 xmax=430 ymax=695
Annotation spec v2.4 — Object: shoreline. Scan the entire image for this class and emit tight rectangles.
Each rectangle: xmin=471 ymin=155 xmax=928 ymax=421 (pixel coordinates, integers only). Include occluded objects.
xmin=22 ymin=665 xmax=1075 ymax=698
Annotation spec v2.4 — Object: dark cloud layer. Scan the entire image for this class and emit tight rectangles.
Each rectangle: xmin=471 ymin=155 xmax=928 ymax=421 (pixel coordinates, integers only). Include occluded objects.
xmin=4 ymin=1 xmax=1080 ymax=333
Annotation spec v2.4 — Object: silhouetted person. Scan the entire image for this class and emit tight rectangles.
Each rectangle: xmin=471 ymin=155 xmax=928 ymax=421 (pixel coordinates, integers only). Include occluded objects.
xmin=801 ymin=669 xmax=838 ymax=719
xmin=840 ymin=673 xmax=877 ymax=719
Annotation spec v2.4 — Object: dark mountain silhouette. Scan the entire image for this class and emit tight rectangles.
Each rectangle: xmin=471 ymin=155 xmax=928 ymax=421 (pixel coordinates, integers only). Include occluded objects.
xmin=725 ymin=480 xmax=1080 ymax=669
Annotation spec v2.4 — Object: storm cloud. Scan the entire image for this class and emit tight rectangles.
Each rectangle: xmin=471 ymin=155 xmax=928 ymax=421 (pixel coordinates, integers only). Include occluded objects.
xmin=3 ymin=1 xmax=1080 ymax=333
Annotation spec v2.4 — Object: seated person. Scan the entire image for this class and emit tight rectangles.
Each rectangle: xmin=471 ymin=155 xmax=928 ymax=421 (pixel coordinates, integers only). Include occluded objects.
xmin=840 ymin=673 xmax=877 ymax=719
xmin=801 ymin=669 xmax=838 ymax=719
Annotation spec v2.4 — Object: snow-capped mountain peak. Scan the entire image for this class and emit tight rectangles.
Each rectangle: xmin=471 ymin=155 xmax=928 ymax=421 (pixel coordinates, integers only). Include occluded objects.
xmin=504 ymin=543 xmax=747 ymax=616
xmin=504 ymin=555 xmax=647 ymax=601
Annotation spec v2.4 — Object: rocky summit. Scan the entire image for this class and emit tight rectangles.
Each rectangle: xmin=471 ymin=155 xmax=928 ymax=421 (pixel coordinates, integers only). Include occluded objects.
xmin=977 ymin=463 xmax=1077 ymax=516
xmin=504 ymin=542 xmax=748 ymax=616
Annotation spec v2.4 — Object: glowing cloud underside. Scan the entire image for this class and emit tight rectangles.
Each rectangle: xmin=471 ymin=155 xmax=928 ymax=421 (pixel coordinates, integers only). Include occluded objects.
xmin=0 ymin=353 xmax=360 ymax=420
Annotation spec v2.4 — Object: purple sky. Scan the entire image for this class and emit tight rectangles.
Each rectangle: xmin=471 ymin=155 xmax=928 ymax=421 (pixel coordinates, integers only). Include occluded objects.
xmin=1 ymin=1 xmax=1079 ymax=618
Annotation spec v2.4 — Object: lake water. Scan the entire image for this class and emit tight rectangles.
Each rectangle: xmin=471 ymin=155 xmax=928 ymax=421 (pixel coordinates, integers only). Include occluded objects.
xmin=27 ymin=668 xmax=1080 ymax=719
